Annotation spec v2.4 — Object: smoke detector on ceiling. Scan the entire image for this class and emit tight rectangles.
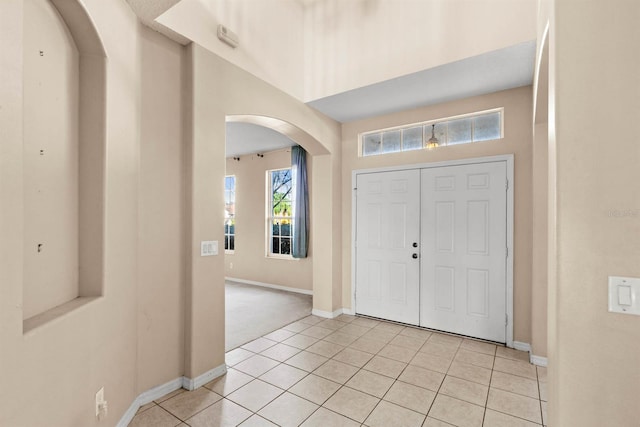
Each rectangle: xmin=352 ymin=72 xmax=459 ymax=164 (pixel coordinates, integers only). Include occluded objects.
xmin=217 ymin=24 xmax=239 ymax=49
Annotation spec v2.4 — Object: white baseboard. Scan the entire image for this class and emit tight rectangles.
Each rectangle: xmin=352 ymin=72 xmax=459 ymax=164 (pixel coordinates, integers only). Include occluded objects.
xmin=117 ymin=378 xmax=183 ymax=427
xmin=342 ymin=308 xmax=355 ymax=315
xmin=226 ymin=277 xmax=313 ymax=296
xmin=117 ymin=363 xmax=227 ymax=427
xmin=182 ymin=364 xmax=227 ymax=391
xmin=312 ymin=308 xmax=343 ymax=319
xmin=513 ymin=341 xmax=532 ymax=352
xmin=530 ymin=354 xmax=548 ymax=367
xmin=512 ymin=341 xmax=547 ymax=366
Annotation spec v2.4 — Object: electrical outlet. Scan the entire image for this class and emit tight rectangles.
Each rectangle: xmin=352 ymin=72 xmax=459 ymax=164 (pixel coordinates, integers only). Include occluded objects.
xmin=95 ymin=387 xmax=107 ymax=419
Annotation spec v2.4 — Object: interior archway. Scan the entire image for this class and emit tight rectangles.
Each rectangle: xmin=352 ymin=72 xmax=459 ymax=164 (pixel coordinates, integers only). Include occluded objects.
xmin=183 ymin=46 xmax=342 ymax=383
xmin=223 ymin=114 xmax=330 ymax=349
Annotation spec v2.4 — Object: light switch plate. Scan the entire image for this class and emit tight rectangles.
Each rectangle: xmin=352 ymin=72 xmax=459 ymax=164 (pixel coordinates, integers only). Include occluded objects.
xmin=201 ymin=240 xmax=218 ymax=256
xmin=608 ymin=276 xmax=640 ymax=316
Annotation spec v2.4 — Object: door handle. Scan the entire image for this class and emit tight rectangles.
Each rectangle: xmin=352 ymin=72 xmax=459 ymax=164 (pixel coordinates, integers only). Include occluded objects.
xmin=412 ymin=253 xmax=419 ymax=259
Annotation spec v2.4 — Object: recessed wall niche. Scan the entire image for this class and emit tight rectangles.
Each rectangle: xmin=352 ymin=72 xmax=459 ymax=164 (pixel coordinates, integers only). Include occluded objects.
xmin=22 ymin=0 xmax=106 ymax=332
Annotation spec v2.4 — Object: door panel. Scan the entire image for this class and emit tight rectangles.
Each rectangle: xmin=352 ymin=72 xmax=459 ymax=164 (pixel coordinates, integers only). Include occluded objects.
xmin=356 ymin=170 xmax=421 ymax=325
xmin=420 ymin=162 xmax=507 ymax=342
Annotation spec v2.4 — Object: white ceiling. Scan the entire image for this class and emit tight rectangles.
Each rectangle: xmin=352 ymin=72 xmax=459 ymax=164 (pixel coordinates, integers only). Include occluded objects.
xmin=307 ymin=40 xmax=536 ymax=123
xmin=226 ymin=122 xmax=296 ymax=158
xmin=226 ymin=41 xmax=536 ymax=157
xmin=123 ymin=1 xmax=536 ymax=157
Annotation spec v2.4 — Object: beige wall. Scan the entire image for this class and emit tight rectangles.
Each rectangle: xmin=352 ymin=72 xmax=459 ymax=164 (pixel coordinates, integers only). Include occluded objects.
xmin=184 ymin=44 xmax=341 ymax=376
xmin=549 ymin=0 xmax=640 ymax=425
xmin=224 ymin=151 xmax=313 ymax=291
xmin=137 ymin=24 xmax=186 ymax=394
xmin=304 ymin=0 xmax=537 ymax=101
xmin=530 ymin=8 xmax=550 ymax=358
xmin=341 ymin=86 xmax=534 ymax=343
xmin=531 ymin=122 xmax=548 ymax=357
xmin=1 ymin=0 xmax=342 ymax=424
xmin=1 ymin=0 xmax=140 ymax=425
xmin=157 ymin=0 xmax=305 ymax=100
xmin=156 ymin=0 xmax=537 ymax=103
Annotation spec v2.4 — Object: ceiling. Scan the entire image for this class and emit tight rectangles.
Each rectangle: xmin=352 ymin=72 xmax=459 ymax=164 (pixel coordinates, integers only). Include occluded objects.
xmin=226 ymin=122 xmax=296 ymax=158
xmin=226 ymin=41 xmax=535 ymax=157
xmin=124 ymin=1 xmax=536 ymax=158
xmin=307 ymin=41 xmax=536 ymax=123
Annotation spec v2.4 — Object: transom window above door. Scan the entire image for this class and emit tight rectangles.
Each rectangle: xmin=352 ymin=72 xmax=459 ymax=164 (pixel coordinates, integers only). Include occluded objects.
xmin=360 ymin=108 xmax=503 ymax=157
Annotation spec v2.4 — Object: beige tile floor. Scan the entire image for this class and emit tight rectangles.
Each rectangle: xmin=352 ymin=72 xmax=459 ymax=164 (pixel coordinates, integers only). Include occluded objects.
xmin=129 ymin=314 xmax=547 ymax=427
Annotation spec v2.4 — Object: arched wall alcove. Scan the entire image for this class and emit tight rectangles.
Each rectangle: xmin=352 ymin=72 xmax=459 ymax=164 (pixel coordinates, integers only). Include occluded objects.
xmin=183 ymin=44 xmax=342 ymax=381
xmin=22 ymin=0 xmax=107 ymax=332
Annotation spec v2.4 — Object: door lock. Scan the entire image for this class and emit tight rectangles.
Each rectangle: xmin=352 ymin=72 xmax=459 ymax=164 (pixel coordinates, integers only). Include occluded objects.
xmin=412 ymin=253 xmax=419 ymax=259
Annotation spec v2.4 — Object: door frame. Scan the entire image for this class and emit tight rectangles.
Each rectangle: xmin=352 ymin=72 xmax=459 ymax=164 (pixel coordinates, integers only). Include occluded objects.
xmin=352 ymin=154 xmax=515 ymax=347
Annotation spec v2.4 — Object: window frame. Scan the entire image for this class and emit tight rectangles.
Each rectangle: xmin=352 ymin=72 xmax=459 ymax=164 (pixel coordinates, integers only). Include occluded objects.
xmin=266 ymin=167 xmax=294 ymax=259
xmin=224 ymin=175 xmax=236 ymax=254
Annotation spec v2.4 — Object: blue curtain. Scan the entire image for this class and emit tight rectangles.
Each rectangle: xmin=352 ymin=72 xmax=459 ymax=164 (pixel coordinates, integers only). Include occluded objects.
xmin=291 ymin=145 xmax=309 ymax=258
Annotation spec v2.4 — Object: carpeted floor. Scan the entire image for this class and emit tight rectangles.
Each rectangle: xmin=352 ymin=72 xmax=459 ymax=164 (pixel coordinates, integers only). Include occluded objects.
xmin=225 ymin=281 xmax=312 ymax=351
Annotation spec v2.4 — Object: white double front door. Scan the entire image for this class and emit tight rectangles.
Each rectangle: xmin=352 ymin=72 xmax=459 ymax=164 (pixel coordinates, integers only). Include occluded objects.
xmin=355 ymin=161 xmax=508 ymax=343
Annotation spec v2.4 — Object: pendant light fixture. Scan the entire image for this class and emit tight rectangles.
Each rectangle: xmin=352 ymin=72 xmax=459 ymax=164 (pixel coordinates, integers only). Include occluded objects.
xmin=426 ymin=124 xmax=439 ymax=150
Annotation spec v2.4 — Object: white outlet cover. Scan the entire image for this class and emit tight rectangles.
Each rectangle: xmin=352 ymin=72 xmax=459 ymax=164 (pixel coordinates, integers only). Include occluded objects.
xmin=95 ymin=387 xmax=104 ymax=416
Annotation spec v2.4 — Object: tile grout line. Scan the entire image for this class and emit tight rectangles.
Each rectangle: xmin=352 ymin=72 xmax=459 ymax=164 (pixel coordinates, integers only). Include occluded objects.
xmin=137 ymin=314 xmax=538 ymax=427
xmin=481 ymin=347 xmax=498 ymax=427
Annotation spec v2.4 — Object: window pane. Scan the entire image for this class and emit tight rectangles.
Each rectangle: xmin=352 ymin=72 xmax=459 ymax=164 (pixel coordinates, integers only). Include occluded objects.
xmin=447 ymin=118 xmax=472 ymax=145
xmin=272 ymin=221 xmax=280 ymax=236
xmin=225 ymin=176 xmax=234 ymax=190
xmin=402 ymin=126 xmax=423 ymax=151
xmin=229 ymin=236 xmax=234 ymax=251
xmin=382 ymin=130 xmax=401 ymax=154
xmin=423 ymin=123 xmax=447 ymax=147
xmin=224 ymin=236 xmax=229 ymax=250
xmin=272 ymin=237 xmax=279 ymax=254
xmin=473 ymin=112 xmax=501 ymax=141
xmin=271 ymin=169 xmax=292 ymax=216
xmin=281 ymin=222 xmax=291 ymax=236
xmin=281 ymin=238 xmax=291 ymax=255
xmin=363 ymin=133 xmax=382 ymax=156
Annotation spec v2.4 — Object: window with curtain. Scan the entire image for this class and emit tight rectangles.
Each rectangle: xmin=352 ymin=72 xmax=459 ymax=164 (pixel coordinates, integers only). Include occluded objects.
xmin=224 ymin=175 xmax=235 ymax=252
xmin=267 ymin=168 xmax=293 ymax=256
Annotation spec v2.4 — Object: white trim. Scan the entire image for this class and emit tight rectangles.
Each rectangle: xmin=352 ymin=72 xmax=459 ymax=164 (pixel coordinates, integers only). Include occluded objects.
xmin=342 ymin=308 xmax=355 ymax=315
xmin=505 ymin=155 xmax=515 ymax=348
xmin=182 ymin=364 xmax=227 ymax=391
xmin=117 ymin=378 xmax=183 ymax=427
xmin=117 ymin=364 xmax=227 ymax=427
xmin=530 ymin=354 xmax=548 ymax=367
xmin=513 ymin=341 xmax=532 ymax=352
xmin=226 ymin=277 xmax=313 ymax=296
xmin=351 ymin=155 xmax=515 ymax=346
xmin=312 ymin=308 xmax=343 ymax=319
